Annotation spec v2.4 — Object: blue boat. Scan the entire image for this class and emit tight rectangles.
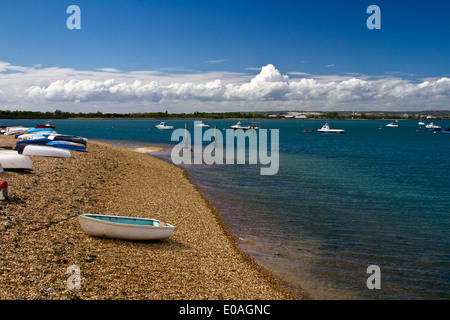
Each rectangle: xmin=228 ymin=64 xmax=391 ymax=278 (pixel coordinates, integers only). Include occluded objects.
xmin=442 ymin=128 xmax=450 ymax=134
xmin=47 ymin=141 xmax=87 ymax=152
xmin=27 ymin=128 xmax=55 ymax=133
xmin=16 ymin=138 xmax=52 ymax=145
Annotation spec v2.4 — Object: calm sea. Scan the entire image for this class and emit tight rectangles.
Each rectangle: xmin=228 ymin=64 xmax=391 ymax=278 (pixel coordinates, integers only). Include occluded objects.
xmin=2 ymin=118 xmax=449 ymax=299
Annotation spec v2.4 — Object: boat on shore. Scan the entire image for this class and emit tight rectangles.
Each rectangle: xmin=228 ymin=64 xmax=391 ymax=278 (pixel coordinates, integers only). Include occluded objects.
xmin=318 ymin=123 xmax=345 ymax=134
xmin=15 ymin=144 xmax=71 ymax=158
xmin=78 ymin=214 xmax=175 ymax=240
xmin=0 ymin=153 xmax=33 ymax=171
xmin=0 ymin=179 xmax=8 ymax=200
xmin=155 ymin=122 xmax=174 ymax=130
xmin=16 ymin=138 xmax=52 ymax=145
xmin=46 ymin=141 xmax=86 ymax=151
xmin=4 ymin=127 xmax=29 ymax=135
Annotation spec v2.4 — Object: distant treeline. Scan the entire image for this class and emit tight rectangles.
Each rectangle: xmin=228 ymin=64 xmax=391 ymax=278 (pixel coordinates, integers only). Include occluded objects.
xmin=0 ymin=110 xmax=268 ymax=119
xmin=0 ymin=109 xmax=448 ymax=120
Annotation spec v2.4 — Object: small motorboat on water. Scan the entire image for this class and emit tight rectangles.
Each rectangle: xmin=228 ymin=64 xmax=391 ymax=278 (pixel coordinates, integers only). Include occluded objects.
xmin=155 ymin=122 xmax=174 ymax=130
xmin=231 ymin=121 xmax=251 ymax=131
xmin=195 ymin=121 xmax=210 ymax=128
xmin=386 ymin=122 xmax=400 ymax=127
xmin=318 ymin=123 xmax=345 ymax=134
xmin=78 ymin=214 xmax=175 ymax=240
xmin=418 ymin=121 xmax=425 ymax=125
xmin=425 ymin=122 xmax=442 ymax=130
xmin=36 ymin=121 xmax=55 ymax=129
xmin=442 ymin=128 xmax=450 ymax=134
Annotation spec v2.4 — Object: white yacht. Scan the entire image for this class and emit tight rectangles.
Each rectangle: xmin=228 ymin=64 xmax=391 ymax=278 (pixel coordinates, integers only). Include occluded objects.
xmin=386 ymin=122 xmax=400 ymax=127
xmin=317 ymin=123 xmax=345 ymax=134
xmin=195 ymin=121 xmax=210 ymax=128
xmin=231 ymin=121 xmax=250 ymax=131
xmin=155 ymin=122 xmax=173 ymax=130
xmin=425 ymin=122 xmax=441 ymax=130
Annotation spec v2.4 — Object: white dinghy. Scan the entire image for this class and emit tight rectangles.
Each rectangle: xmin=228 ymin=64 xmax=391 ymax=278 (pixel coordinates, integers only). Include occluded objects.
xmin=78 ymin=214 xmax=175 ymax=240
xmin=0 ymin=153 xmax=33 ymax=171
xmin=18 ymin=144 xmax=71 ymax=158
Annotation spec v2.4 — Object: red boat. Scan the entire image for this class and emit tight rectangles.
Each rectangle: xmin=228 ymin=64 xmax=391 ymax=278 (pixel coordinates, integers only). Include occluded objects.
xmin=36 ymin=121 xmax=55 ymax=129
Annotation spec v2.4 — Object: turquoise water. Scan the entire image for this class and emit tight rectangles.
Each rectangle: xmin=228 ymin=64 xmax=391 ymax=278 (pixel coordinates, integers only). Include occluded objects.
xmin=2 ymin=118 xmax=449 ymax=299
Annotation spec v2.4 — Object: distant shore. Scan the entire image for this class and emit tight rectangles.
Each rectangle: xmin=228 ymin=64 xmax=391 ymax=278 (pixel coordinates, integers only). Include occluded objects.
xmin=0 ymin=135 xmax=309 ymax=300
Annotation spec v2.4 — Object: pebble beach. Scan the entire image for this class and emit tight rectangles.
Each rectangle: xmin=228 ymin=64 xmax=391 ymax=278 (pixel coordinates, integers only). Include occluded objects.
xmin=0 ymin=135 xmax=307 ymax=300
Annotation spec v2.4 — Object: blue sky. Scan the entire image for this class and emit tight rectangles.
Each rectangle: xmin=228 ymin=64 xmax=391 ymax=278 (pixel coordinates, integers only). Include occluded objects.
xmin=0 ymin=0 xmax=449 ymax=113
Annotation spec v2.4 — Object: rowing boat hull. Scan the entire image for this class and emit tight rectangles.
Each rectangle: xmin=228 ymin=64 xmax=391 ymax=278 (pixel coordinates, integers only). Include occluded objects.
xmin=47 ymin=141 xmax=87 ymax=151
xmin=78 ymin=214 xmax=175 ymax=240
xmin=0 ymin=153 xmax=33 ymax=170
xmin=20 ymin=144 xmax=71 ymax=158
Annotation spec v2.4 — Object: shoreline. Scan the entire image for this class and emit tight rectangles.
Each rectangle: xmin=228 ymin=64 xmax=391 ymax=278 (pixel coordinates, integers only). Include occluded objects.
xmin=0 ymin=135 xmax=309 ymax=300
xmin=116 ymin=141 xmax=312 ymax=300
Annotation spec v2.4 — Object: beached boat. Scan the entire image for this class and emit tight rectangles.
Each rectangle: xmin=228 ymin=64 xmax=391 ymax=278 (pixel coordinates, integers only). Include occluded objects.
xmin=0 ymin=153 xmax=33 ymax=171
xmin=425 ymin=122 xmax=442 ymax=130
xmin=36 ymin=121 xmax=55 ymax=129
xmin=46 ymin=141 xmax=86 ymax=151
xmin=16 ymin=144 xmax=71 ymax=158
xmin=386 ymin=122 xmax=400 ymax=127
xmin=318 ymin=123 xmax=345 ymax=134
xmin=48 ymin=135 xmax=87 ymax=146
xmin=0 ymin=179 xmax=8 ymax=201
xmin=155 ymin=122 xmax=174 ymax=130
xmin=27 ymin=127 xmax=55 ymax=134
xmin=16 ymin=138 xmax=52 ymax=145
xmin=4 ymin=127 xmax=29 ymax=135
xmin=78 ymin=214 xmax=175 ymax=240
xmin=15 ymin=132 xmax=58 ymax=140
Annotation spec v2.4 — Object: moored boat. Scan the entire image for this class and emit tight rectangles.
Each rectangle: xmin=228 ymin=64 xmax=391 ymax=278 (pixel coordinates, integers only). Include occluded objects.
xmin=318 ymin=123 xmax=345 ymax=133
xmin=155 ymin=122 xmax=174 ymax=130
xmin=442 ymin=128 xmax=450 ymax=134
xmin=386 ymin=122 xmax=400 ymax=127
xmin=195 ymin=121 xmax=210 ymax=128
xmin=425 ymin=122 xmax=441 ymax=130
xmin=231 ymin=121 xmax=251 ymax=130
xmin=78 ymin=214 xmax=175 ymax=240
xmin=36 ymin=121 xmax=55 ymax=129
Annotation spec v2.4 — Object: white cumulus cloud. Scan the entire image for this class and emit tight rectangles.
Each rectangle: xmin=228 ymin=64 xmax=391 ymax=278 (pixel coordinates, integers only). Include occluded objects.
xmin=0 ymin=61 xmax=449 ymax=113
